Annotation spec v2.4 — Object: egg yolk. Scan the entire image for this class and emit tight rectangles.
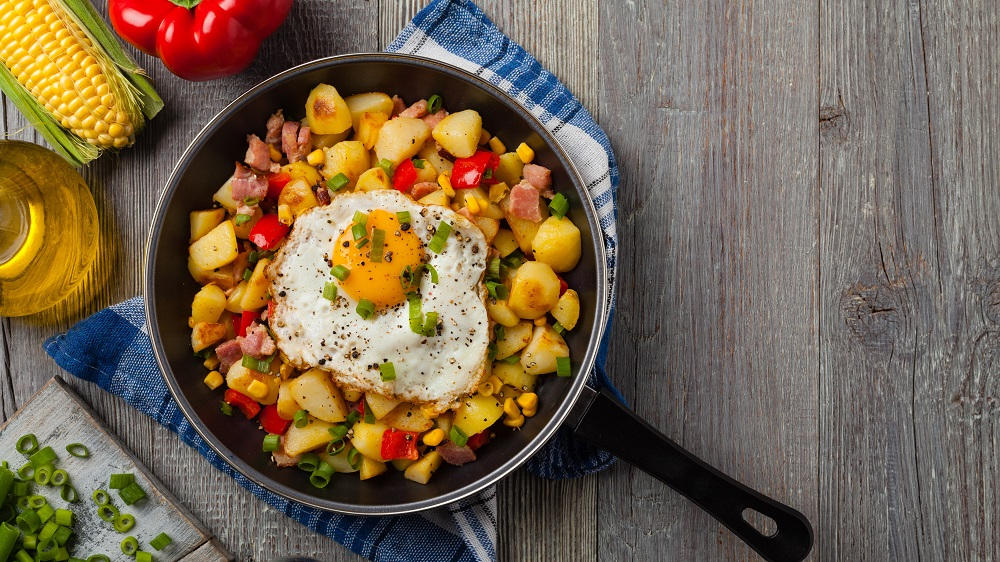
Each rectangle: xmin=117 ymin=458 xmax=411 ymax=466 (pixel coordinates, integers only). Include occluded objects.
xmin=333 ymin=209 xmax=425 ymax=307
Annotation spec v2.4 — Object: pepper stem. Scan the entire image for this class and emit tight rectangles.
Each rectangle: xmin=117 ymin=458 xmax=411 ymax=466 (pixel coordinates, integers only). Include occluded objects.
xmin=168 ymin=0 xmax=203 ymax=8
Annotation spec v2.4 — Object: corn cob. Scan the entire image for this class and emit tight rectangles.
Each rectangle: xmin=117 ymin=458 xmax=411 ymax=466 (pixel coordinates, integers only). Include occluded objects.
xmin=0 ymin=0 xmax=162 ymax=165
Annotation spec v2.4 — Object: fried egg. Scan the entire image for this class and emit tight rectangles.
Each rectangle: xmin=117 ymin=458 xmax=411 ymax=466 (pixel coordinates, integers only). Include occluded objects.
xmin=267 ymin=190 xmax=490 ymax=410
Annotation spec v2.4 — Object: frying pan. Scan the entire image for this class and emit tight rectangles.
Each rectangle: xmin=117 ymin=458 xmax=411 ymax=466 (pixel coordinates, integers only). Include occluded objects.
xmin=145 ymin=53 xmax=814 ymax=562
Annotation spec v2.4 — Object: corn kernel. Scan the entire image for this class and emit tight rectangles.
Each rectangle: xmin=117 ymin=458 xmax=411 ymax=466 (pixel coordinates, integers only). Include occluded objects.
xmin=488 ymin=136 xmax=506 ymax=154
xmin=269 ymin=144 xmax=282 ymax=161
xmin=516 ymin=392 xmax=538 ymax=411
xmin=516 ymin=142 xmax=535 ymax=164
xmin=479 ymin=129 xmax=491 ymax=145
xmin=203 ymin=356 xmax=220 ymax=370
xmin=464 ymin=194 xmax=481 ymax=215
xmin=503 ymin=397 xmax=521 ymax=418
xmin=306 ymin=149 xmax=325 ymax=166
xmin=521 ymin=407 xmax=537 ymax=418
xmin=278 ymin=204 xmax=294 ymax=226
xmin=438 ymin=172 xmax=454 ymax=197
xmin=487 ymin=375 xmax=503 ymax=394
xmin=489 ymin=182 xmax=509 ymax=203
xmin=203 ymin=371 xmax=224 ymax=390
xmin=502 ymin=414 xmax=525 ymax=428
xmin=478 ymin=382 xmax=494 ymax=396
xmin=246 ymin=379 xmax=269 ymax=400
xmin=422 ymin=428 xmax=445 ymax=446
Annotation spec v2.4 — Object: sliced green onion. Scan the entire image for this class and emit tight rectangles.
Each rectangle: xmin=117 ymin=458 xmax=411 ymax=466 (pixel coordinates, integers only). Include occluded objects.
xmin=22 ymin=534 xmax=36 ymax=550
xmin=297 ymin=453 xmax=320 ymax=472
xmin=345 ymin=410 xmax=361 ymax=427
xmin=53 ymin=524 xmax=72 ymax=546
xmin=54 ymin=509 xmax=73 ymax=527
xmin=97 ymin=504 xmax=118 ymax=523
xmin=60 ymin=485 xmax=78 ymax=503
xmin=549 ymin=193 xmax=570 ymax=218
xmin=242 ymin=268 xmax=252 ymax=281
xmin=38 ymin=521 xmax=58 ymax=542
xmin=50 ymin=469 xmax=68 ymax=487
xmin=13 ymin=550 xmax=31 ymax=562
xmin=64 ymin=443 xmax=89 ymax=459
xmin=120 ymin=537 xmax=138 ymax=556
xmin=16 ymin=510 xmax=40 ymax=534
xmin=17 ymin=464 xmax=32 ymax=480
xmin=241 ymin=354 xmax=272 ymax=373
xmin=423 ymin=263 xmax=439 ymax=283
xmin=486 ymin=258 xmax=501 ymax=281
xmin=36 ymin=504 xmax=54 ymax=523
xmin=219 ymin=402 xmax=234 ymax=416
xmin=355 ymin=237 xmax=369 ymax=249
xmin=363 ymin=400 xmax=375 ymax=424
xmin=16 ymin=434 xmax=38 ymax=455
xmin=11 ymin=481 xmax=28 ymax=497
xmin=556 ymin=356 xmax=572 ymax=377
xmin=356 ymin=299 xmax=375 ymax=319
xmin=33 ymin=465 xmax=52 ymax=486
xmin=483 ymin=168 xmax=493 ymax=180
xmin=486 ymin=281 xmax=508 ymax=300
xmin=118 ymin=482 xmax=147 ymax=505
xmin=310 ymin=462 xmax=335 ymax=489
xmin=29 ymin=447 xmax=57 ymax=467
xmin=293 ymin=409 xmax=308 ymax=428
xmin=449 ymin=426 xmax=468 ymax=447
xmin=370 ymin=228 xmax=386 ymax=262
xmin=92 ymin=489 xmax=110 ymax=506
xmin=487 ymin=342 xmax=497 ymax=361
xmin=109 ymin=474 xmax=134 ymax=490
xmin=379 ymin=362 xmax=397 ymax=382
xmin=396 ymin=211 xmax=411 ymax=224
xmin=234 ymin=213 xmax=252 ymax=226
xmin=351 ymin=222 xmax=367 ymax=241
xmin=412 ymin=158 xmax=425 ymax=169
xmin=327 ymin=173 xmax=349 ymax=191
xmin=347 ymin=448 xmax=362 ymax=469
xmin=408 ymin=294 xmax=425 ymax=335
xmin=500 ymin=354 xmax=521 ymax=365
xmin=553 ymin=321 xmax=565 ymax=334
xmin=328 ymin=425 xmax=349 ymax=441
xmin=149 ymin=532 xmax=172 ymax=551
xmin=244 ymin=197 xmax=260 ymax=206
xmin=28 ymin=495 xmax=47 ymax=509
xmin=262 ymin=434 xmax=280 ymax=452
xmin=423 ymin=312 xmax=439 ymax=336
xmin=378 ymin=158 xmax=393 ymax=176
xmin=135 ymin=551 xmax=152 ymax=562
xmin=501 ymin=249 xmax=526 ymax=269
xmin=37 ymin=537 xmax=57 ymax=558
xmin=322 ymin=281 xmax=338 ymax=301
xmin=353 ymin=210 xmax=368 ymax=226
xmin=330 ymin=265 xmax=350 ymax=280
xmin=87 ymin=555 xmax=111 ymax=562
xmin=113 ymin=513 xmax=135 ymax=533
xmin=495 ymin=325 xmax=505 ymax=341
xmin=427 ymin=94 xmax=443 ymax=113
xmin=325 ymin=439 xmax=346 ymax=455
xmin=428 ymin=221 xmax=453 ymax=253
xmin=247 ymin=249 xmax=259 ymax=265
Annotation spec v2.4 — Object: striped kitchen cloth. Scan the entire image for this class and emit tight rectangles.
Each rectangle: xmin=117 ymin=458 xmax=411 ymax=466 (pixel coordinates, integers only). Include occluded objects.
xmin=44 ymin=1 xmax=621 ymax=560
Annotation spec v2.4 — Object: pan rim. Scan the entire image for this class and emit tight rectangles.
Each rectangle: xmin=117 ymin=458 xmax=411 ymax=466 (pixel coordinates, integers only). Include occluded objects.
xmin=144 ymin=52 xmax=609 ymax=515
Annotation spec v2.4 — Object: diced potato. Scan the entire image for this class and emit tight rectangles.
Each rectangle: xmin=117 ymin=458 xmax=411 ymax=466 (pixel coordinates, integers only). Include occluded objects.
xmin=382 ymin=403 xmax=434 ymax=432
xmin=391 ymin=458 xmax=415 ymax=471
xmin=238 ymin=258 xmax=271 ymax=311
xmin=188 ymin=257 xmax=235 ymax=289
xmin=226 ymin=363 xmax=280 ymax=404
xmin=189 ymin=221 xmax=238 ymax=272
xmin=432 ymin=109 xmax=482 ymax=158
xmin=359 ymin=456 xmax=388 ymax=480
xmin=355 ymin=111 xmax=388 ymax=150
xmin=434 ymin=412 xmax=453 ymax=436
xmin=191 ymin=322 xmax=226 ymax=352
xmin=552 ymin=289 xmax=580 ymax=331
xmin=486 ymin=298 xmax=520 ymax=327
xmin=355 ymin=167 xmax=392 ymax=192
xmin=312 ymin=130 xmax=352 ymax=149
xmin=412 ymin=158 xmax=438 ymax=183
xmin=345 ymin=91 xmax=394 ymax=130
xmin=190 ymin=209 xmax=226 ymax=242
xmin=493 ymin=361 xmax=538 ymax=392
xmin=232 ymin=207 xmax=261 ymax=240
xmin=404 ymin=451 xmax=443 ymax=485
xmin=289 ymin=368 xmax=348 ymax=423
xmin=342 ymin=388 xmax=363 ymax=403
xmin=495 ymin=321 xmax=533 ymax=359
xmin=321 ymin=141 xmax=369 ymax=186
xmin=365 ymin=394 xmax=401 ymax=420
xmin=321 ymin=445 xmax=360 ymax=473
xmin=495 ymin=152 xmax=524 ymax=186
xmin=417 ymin=141 xmax=454 ymax=175
xmin=507 ymin=261 xmax=561 ymax=319
xmin=455 ymin=187 xmax=503 ymax=219
xmin=532 ymin=216 xmax=582 ymax=272
xmin=305 ymin=84 xmax=352 ymax=134
xmin=493 ymin=229 xmax=519 ymax=257
xmin=473 ymin=216 xmax=499 ymax=243
xmin=453 ymin=394 xmax=503 ymax=436
xmin=191 ymin=284 xmax=227 ymax=325
xmin=276 ymin=381 xmax=299 ymax=420
xmin=225 ymin=281 xmax=247 ymax=313
xmin=504 ymin=199 xmax=549 ymax=255
xmin=520 ymin=325 xmax=570 ymax=375
xmin=277 ymin=179 xmax=318 ymax=217
xmin=418 ymin=189 xmax=450 ymax=207
xmin=213 ymin=179 xmax=239 ymax=212
xmin=284 ymin=417 xmax=336 ymax=456
xmin=281 ymin=161 xmax=322 ymax=187
xmin=351 ymin=421 xmax=390 ymax=461
xmin=375 ymin=117 xmax=431 ymax=165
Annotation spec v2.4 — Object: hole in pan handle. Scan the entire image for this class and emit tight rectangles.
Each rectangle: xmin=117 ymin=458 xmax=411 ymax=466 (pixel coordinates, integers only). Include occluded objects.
xmin=565 ymin=386 xmax=814 ymax=562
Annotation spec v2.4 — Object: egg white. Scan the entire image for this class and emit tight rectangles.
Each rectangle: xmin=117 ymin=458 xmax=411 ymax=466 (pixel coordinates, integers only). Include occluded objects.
xmin=267 ymin=190 xmax=490 ymax=409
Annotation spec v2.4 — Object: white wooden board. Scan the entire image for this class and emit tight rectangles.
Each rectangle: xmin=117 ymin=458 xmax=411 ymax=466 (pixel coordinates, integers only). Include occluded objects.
xmin=0 ymin=378 xmax=231 ymax=561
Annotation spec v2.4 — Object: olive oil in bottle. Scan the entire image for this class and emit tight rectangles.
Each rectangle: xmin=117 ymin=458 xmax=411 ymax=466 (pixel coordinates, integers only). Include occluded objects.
xmin=0 ymin=141 xmax=98 ymax=317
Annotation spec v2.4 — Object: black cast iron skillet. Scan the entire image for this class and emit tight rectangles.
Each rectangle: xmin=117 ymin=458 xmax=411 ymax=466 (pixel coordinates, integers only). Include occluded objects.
xmin=145 ymin=53 xmax=813 ymax=562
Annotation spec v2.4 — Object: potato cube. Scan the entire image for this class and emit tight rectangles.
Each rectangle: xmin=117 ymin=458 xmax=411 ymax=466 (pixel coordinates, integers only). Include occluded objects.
xmin=213 ymin=179 xmax=239 ymax=212
xmin=190 ymin=209 xmax=226 ymax=242
xmin=322 ymin=140 xmax=370 ymax=186
xmin=495 ymin=321 xmax=533 ymax=359
xmin=238 ymin=258 xmax=271 ymax=311
xmin=351 ymin=421 xmax=390 ymax=461
xmin=493 ymin=361 xmax=538 ymax=392
xmin=359 ymin=456 xmax=388 ymax=480
xmin=504 ymin=198 xmax=549 ymax=255
xmin=305 ymin=84 xmax=352 ymax=134
xmin=276 ymin=381 xmax=299 ymax=420
xmin=225 ymin=281 xmax=247 ymax=313
xmin=418 ymin=189 xmax=450 ymax=207
xmin=552 ymin=289 xmax=580 ymax=331
xmin=226 ymin=363 xmax=280 ymax=404
xmin=520 ymin=325 xmax=570 ymax=375
xmin=277 ymin=179 xmax=318 ymax=217
xmin=284 ymin=417 xmax=336 ymax=457
xmin=321 ymin=446 xmax=360 ymax=473
xmin=375 ymin=117 xmax=431 ymax=165
xmin=453 ymin=394 xmax=503 ymax=436
xmin=404 ymin=451 xmax=443 ymax=485
xmin=355 ymin=111 xmax=388 ymax=150
xmin=188 ymin=257 xmax=234 ymax=289
xmin=191 ymin=322 xmax=226 ymax=352
xmin=232 ymin=206 xmax=262 ymax=240
xmin=189 ymin=221 xmax=238 ymax=272
xmin=355 ymin=167 xmax=392 ymax=192
xmin=486 ymin=298 xmax=520 ymax=327
xmin=492 ymin=229 xmax=519 ymax=257
xmin=281 ymin=161 xmax=322 ymax=187
xmin=382 ymin=403 xmax=434 ymax=432
xmin=345 ymin=92 xmax=394 ymax=130
xmin=365 ymin=393 xmax=401 ymax=420
xmin=191 ymin=284 xmax=227 ymax=325
xmin=473 ymin=216 xmax=499 ymax=243
xmin=432 ymin=109 xmax=482 ymax=158
xmin=507 ymin=261 xmax=561 ymax=319
xmin=418 ymin=141 xmax=454 ymax=175
xmin=494 ymin=152 xmax=524 ymax=186
xmin=532 ymin=216 xmax=582 ymax=272
xmin=289 ymin=368 xmax=348 ymax=423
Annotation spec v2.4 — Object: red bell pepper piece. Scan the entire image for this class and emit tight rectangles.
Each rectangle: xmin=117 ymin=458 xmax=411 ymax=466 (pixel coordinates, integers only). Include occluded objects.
xmin=380 ymin=428 xmax=420 ymax=461
xmin=267 ymin=172 xmax=292 ymax=199
xmin=233 ymin=310 xmax=258 ymax=338
xmin=467 ymin=431 xmax=490 ymax=451
xmin=558 ymin=276 xmax=568 ymax=296
xmin=224 ymin=389 xmax=261 ymax=419
xmin=392 ymin=159 xmax=418 ymax=192
xmin=451 ymin=151 xmax=500 ymax=189
xmin=259 ymin=404 xmax=291 ymax=435
xmin=109 ymin=0 xmax=293 ymax=81
xmin=266 ymin=300 xmax=276 ymax=322
xmin=248 ymin=214 xmax=289 ymax=250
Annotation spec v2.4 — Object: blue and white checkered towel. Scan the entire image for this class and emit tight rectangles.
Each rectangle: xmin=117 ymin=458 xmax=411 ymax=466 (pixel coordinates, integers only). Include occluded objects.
xmin=44 ymin=1 xmax=621 ymax=560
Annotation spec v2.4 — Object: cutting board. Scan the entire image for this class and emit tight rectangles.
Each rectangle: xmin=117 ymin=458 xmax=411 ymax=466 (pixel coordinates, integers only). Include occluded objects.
xmin=0 ymin=377 xmax=231 ymax=561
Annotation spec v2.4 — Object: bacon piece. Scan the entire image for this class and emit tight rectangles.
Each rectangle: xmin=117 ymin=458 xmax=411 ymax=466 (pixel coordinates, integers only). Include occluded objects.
xmin=522 ymin=164 xmax=553 ymax=198
xmin=411 ymin=182 xmax=439 ymax=199
xmin=265 ymin=110 xmax=285 ymax=144
xmin=239 ymin=322 xmax=276 ymax=359
xmin=506 ymin=181 xmax=543 ymax=222
xmin=272 ymin=440 xmax=301 ymax=467
xmin=422 ymin=109 xmax=448 ymax=129
xmin=316 ymin=186 xmax=331 ymax=205
xmin=231 ymin=163 xmax=268 ymax=202
xmin=215 ymin=339 xmax=243 ymax=374
xmin=297 ymin=125 xmax=312 ymax=155
xmin=437 ymin=441 xmax=477 ymax=466
xmin=391 ymin=95 xmax=406 ymax=117
xmin=281 ymin=121 xmax=309 ymax=163
xmin=244 ymin=134 xmax=272 ymax=171
xmin=399 ymin=99 xmax=428 ymax=119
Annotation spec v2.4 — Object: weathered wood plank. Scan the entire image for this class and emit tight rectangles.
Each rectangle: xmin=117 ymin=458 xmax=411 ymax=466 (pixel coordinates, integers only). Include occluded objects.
xmin=599 ymin=0 xmax=820 ymax=559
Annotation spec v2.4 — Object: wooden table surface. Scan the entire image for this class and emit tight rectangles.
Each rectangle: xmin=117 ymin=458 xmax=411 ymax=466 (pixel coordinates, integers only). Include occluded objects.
xmin=3 ymin=1 xmax=997 ymax=560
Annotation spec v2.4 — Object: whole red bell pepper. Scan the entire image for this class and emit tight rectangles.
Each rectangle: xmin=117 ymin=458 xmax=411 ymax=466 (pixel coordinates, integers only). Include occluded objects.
xmin=224 ymin=389 xmax=261 ymax=419
xmin=248 ymin=214 xmax=289 ymax=250
xmin=109 ymin=0 xmax=294 ymax=81
xmin=259 ymin=404 xmax=291 ymax=434
xmin=392 ymin=159 xmax=418 ymax=192
xmin=451 ymin=151 xmax=500 ymax=189
xmin=380 ymin=428 xmax=420 ymax=461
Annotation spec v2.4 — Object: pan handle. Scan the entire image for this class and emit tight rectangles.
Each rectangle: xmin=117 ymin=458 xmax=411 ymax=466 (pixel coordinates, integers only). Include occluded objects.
xmin=565 ymin=386 xmax=814 ymax=562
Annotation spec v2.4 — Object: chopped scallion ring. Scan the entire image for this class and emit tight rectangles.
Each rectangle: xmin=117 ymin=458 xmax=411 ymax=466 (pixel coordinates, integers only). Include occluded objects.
xmin=136 ymin=551 xmax=153 ymax=562
xmin=87 ymin=555 xmax=111 ymax=562
xmin=293 ymin=409 xmax=308 ymax=428
xmin=549 ymin=193 xmax=570 ymax=218
xmin=33 ymin=466 xmax=52 ymax=486
xmin=427 ymin=94 xmax=443 ymax=113
xmin=16 ymin=464 xmax=32 ymax=480
xmin=355 ymin=237 xmax=369 ymax=249
xmin=370 ymin=228 xmax=386 ymax=262
xmin=120 ymin=536 xmax=139 ymax=556
xmin=64 ymin=443 xmax=89 ymax=458
xmin=220 ymin=402 xmax=234 ymax=416
xmin=379 ymin=362 xmax=397 ymax=382
xmin=351 ymin=222 xmax=367 ymax=241
xmin=325 ymin=439 xmax=346 ymax=455
xmin=486 ymin=281 xmax=508 ymax=300
xmin=353 ymin=211 xmax=368 ymax=226
xmin=118 ymin=482 xmax=147 ymax=505
xmin=396 ymin=211 xmax=411 ymax=224
xmin=97 ymin=504 xmax=119 ymax=523
xmin=328 ymin=425 xmax=349 ymax=441
xmin=242 ymin=268 xmax=252 ymax=281
xmin=408 ymin=294 xmax=425 ymax=335
xmin=486 ymin=258 xmax=501 ymax=281
xmin=109 ymin=474 xmax=134 ymax=490
xmin=449 ymin=425 xmax=468 ymax=447
xmin=91 ymin=489 xmax=110 ymax=506
xmin=322 ymin=281 xmax=338 ymax=301
xmin=310 ymin=462 xmax=335 ymax=489
xmin=422 ymin=312 xmax=439 ymax=337
xmin=113 ymin=513 xmax=136 ymax=533
xmin=234 ymin=213 xmax=253 ymax=225
xmin=423 ymin=263 xmax=439 ymax=283
xmin=28 ymin=495 xmax=47 ymax=509
xmin=60 ymin=485 xmax=79 ymax=503
xmin=347 ymin=448 xmax=362 ymax=469
xmin=356 ymin=298 xmax=375 ymax=319
xmin=363 ymin=400 xmax=375 ymax=424
xmin=150 ymin=532 xmax=173 ymax=551
xmin=500 ymin=354 xmax=521 ymax=365
xmin=50 ymin=469 xmax=68 ymax=487
xmin=262 ymin=434 xmax=280 ymax=452
xmin=556 ymin=356 xmax=572 ymax=377
xmin=412 ymin=158 xmax=425 ymax=169
xmin=553 ymin=321 xmax=565 ymax=334
xmin=54 ymin=509 xmax=73 ymax=527
xmin=494 ymin=325 xmax=505 ymax=341
xmin=16 ymin=434 xmax=38 ymax=455
xmin=428 ymin=221 xmax=452 ymax=253
xmin=331 ymin=265 xmax=351 ymax=280
xmin=241 ymin=354 xmax=273 ymax=373
xmin=29 ymin=447 xmax=57 ymax=467
xmin=327 ymin=173 xmax=349 ymax=191
xmin=297 ymin=453 xmax=320 ymax=472
xmin=378 ymin=158 xmax=394 ymax=176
